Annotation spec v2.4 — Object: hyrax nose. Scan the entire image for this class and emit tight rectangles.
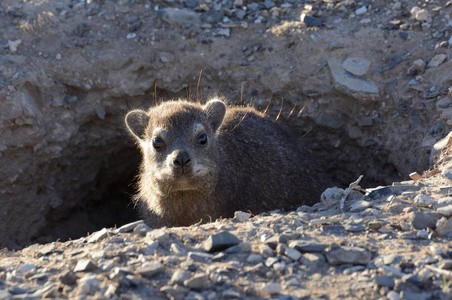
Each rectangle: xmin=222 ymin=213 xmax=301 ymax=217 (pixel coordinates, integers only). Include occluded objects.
xmin=173 ymin=151 xmax=191 ymax=168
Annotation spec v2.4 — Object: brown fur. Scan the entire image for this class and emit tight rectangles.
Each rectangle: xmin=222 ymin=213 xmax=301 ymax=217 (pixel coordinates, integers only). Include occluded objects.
xmin=125 ymin=98 xmax=327 ymax=228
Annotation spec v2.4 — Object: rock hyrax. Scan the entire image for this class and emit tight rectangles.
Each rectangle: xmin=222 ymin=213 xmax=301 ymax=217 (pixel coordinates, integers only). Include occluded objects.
xmin=125 ymin=98 xmax=326 ymax=227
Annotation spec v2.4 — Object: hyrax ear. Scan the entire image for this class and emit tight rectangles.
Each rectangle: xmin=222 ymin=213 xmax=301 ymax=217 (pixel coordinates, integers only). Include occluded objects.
xmin=204 ymin=99 xmax=226 ymax=132
xmin=125 ymin=110 xmax=150 ymax=140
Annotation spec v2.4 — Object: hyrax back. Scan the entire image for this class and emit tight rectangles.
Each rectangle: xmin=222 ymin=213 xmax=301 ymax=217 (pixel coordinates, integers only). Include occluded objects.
xmin=125 ymin=99 xmax=326 ymax=228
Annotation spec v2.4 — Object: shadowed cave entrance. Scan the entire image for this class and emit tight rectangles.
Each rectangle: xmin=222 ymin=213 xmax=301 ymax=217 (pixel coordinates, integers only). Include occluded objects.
xmin=32 ymin=146 xmax=141 ymax=245
xmin=29 ymin=110 xmax=409 ymax=247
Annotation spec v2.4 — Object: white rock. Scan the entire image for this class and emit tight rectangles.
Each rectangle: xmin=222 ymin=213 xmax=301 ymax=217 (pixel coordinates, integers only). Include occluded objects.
xmin=273 ymin=261 xmax=286 ymax=272
xmin=413 ymin=194 xmax=433 ymax=207
xmin=320 ymin=187 xmax=344 ymax=207
xmin=285 ymin=247 xmax=302 ymax=261
xmin=18 ymin=263 xmax=36 ymax=273
xmin=416 ymin=230 xmax=429 ymax=239
xmin=428 ymin=54 xmax=447 ymax=68
xmin=142 ymin=241 xmax=159 ymax=255
xmin=8 ymin=39 xmax=21 ymax=53
xmin=410 ymin=6 xmax=431 ymax=22
xmin=259 ymin=283 xmax=281 ymax=295
xmin=170 ymin=269 xmax=191 ymax=285
xmin=74 ymin=275 xmax=100 ymax=297
xmin=88 ymin=228 xmax=108 ymax=243
xmin=234 ymin=211 xmax=251 ymax=222
xmin=327 ymin=58 xmax=379 ymax=102
xmin=436 ymin=217 xmax=452 ymax=236
xmin=412 ymin=59 xmax=426 ymax=72
xmin=437 ymin=205 xmax=452 ymax=217
xmin=184 ymin=274 xmax=209 ymax=289
xmin=146 ymin=229 xmax=169 ymax=243
xmin=342 ymin=57 xmax=371 ymax=76
xmin=247 ymin=253 xmax=263 ymax=263
xmin=387 ymin=290 xmax=400 ymax=300
xmin=414 ymin=9 xmax=431 ymax=22
xmin=350 ymin=200 xmax=372 ymax=212
xmin=430 ymin=132 xmax=452 ymax=165
xmin=216 ymin=28 xmax=231 ymax=37
xmin=356 ymin=7 xmax=367 ymax=15
xmin=137 ymin=262 xmax=164 ymax=277
xmin=73 ymin=259 xmax=97 ymax=272
xmin=116 ymin=220 xmax=144 ymax=233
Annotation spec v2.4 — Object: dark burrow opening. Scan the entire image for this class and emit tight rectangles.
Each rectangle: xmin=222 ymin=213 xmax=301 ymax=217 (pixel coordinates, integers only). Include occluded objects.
xmin=28 ymin=98 xmax=416 ymax=247
xmin=32 ymin=146 xmax=142 ymax=245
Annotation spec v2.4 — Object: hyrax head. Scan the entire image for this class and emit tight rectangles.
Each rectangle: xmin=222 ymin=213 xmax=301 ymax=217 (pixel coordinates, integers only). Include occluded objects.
xmin=125 ymin=99 xmax=226 ymax=194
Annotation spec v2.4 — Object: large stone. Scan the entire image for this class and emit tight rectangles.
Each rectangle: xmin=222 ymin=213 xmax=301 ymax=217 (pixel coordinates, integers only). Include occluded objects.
xmin=171 ymin=269 xmax=192 ymax=285
xmin=37 ymin=244 xmax=56 ymax=257
xmin=188 ymin=252 xmax=213 ymax=262
xmin=350 ymin=200 xmax=372 ymax=212
xmin=204 ymin=231 xmax=240 ymax=252
xmin=430 ymin=132 xmax=452 ymax=166
xmin=327 ymin=58 xmax=379 ymax=102
xmin=233 ymin=211 xmax=251 ymax=222
xmin=413 ymin=194 xmax=433 ymax=207
xmin=184 ymin=274 xmax=209 ymax=289
xmin=87 ymin=228 xmax=108 ymax=243
xmin=408 ymin=212 xmax=441 ymax=229
xmin=436 ymin=205 xmax=452 ymax=217
xmin=146 ymin=229 xmax=169 ymax=243
xmin=436 ymin=217 xmax=452 ymax=236
xmin=412 ymin=59 xmax=426 ymax=73
xmin=285 ymin=247 xmax=302 ymax=261
xmin=73 ymin=275 xmax=100 ymax=297
xmin=410 ymin=6 xmax=432 ymax=22
xmin=434 ymin=197 xmax=452 ymax=209
xmin=137 ymin=262 xmax=164 ymax=278
xmin=342 ymin=57 xmax=371 ymax=76
xmin=428 ymin=54 xmax=447 ymax=68
xmin=73 ymin=259 xmax=97 ymax=272
xmin=301 ymin=253 xmax=326 ymax=267
xmin=288 ymin=240 xmax=328 ymax=253
xmin=259 ymin=283 xmax=281 ymax=295
xmin=325 ymin=246 xmax=371 ymax=265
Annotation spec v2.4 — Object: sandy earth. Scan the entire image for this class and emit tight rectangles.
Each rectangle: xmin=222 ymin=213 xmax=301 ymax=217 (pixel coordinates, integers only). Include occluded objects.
xmin=1 ymin=0 xmax=452 ymax=298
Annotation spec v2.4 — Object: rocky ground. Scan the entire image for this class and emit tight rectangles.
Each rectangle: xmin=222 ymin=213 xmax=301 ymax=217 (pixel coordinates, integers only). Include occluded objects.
xmin=2 ymin=139 xmax=452 ymax=299
xmin=1 ymin=0 xmax=452 ymax=298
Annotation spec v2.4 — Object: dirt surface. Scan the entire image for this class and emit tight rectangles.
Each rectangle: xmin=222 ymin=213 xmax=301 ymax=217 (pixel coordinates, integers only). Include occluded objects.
xmin=0 ymin=0 xmax=452 ymax=298
xmin=2 ymin=150 xmax=452 ymax=299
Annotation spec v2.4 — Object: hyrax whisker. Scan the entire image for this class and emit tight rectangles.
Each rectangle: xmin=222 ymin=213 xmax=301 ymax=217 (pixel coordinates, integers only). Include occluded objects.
xmin=288 ymin=104 xmax=297 ymax=118
xmin=298 ymin=101 xmax=308 ymax=116
xmin=263 ymin=95 xmax=272 ymax=115
xmin=275 ymin=97 xmax=284 ymax=122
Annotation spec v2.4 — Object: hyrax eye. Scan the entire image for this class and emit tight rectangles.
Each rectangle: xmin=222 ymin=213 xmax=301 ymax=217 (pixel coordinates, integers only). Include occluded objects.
xmin=197 ymin=133 xmax=208 ymax=145
xmin=152 ymin=138 xmax=164 ymax=150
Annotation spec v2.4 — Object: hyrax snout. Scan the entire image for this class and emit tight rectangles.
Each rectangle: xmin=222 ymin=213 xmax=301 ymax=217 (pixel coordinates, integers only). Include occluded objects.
xmin=125 ymin=98 xmax=328 ymax=228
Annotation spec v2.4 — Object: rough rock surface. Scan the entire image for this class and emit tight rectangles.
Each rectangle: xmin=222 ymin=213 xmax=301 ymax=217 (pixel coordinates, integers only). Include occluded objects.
xmin=2 ymin=153 xmax=452 ymax=298
xmin=0 ymin=1 xmax=452 ymax=297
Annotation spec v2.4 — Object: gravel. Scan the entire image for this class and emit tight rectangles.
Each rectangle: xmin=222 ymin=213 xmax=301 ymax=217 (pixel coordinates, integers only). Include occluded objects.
xmin=1 ymin=0 xmax=452 ymax=298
